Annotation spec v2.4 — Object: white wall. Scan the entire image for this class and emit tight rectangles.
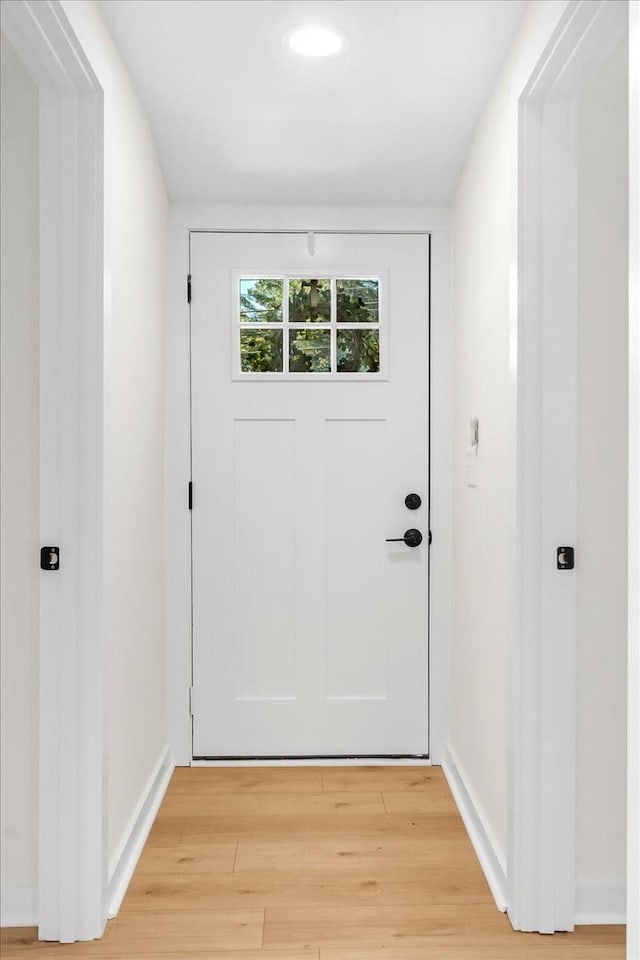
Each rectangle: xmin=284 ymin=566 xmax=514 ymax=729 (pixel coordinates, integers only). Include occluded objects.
xmin=0 ymin=32 xmax=39 ymax=897
xmin=449 ymin=8 xmax=517 ymax=871
xmin=59 ymin=0 xmax=169 ymax=866
xmin=576 ymin=37 xmax=628 ymax=907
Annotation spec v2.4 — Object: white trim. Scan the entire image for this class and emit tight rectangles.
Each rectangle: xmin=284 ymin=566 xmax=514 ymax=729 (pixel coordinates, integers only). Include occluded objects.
xmin=574 ymin=884 xmax=626 ymax=926
xmin=428 ymin=230 xmax=452 ymax=765
xmin=0 ymin=887 xmax=38 ymax=928
xmin=508 ymin=0 xmax=628 ymax=935
xmin=191 ymin=757 xmax=432 ymax=768
xmin=107 ymin=746 xmax=174 ymax=919
xmin=628 ymin=4 xmax=640 ymax=959
xmin=539 ymin=92 xmax=579 ymax=932
xmin=230 ymin=270 xmax=389 ymax=382
xmin=166 ymin=204 xmax=452 ymax=768
xmin=443 ymin=745 xmax=507 ymax=913
xmin=173 ymin=203 xmax=450 ymax=234
xmin=0 ymin=0 xmax=107 ymax=942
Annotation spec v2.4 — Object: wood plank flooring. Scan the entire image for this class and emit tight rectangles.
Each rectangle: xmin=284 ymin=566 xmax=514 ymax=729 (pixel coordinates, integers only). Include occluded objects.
xmin=1 ymin=766 xmax=624 ymax=959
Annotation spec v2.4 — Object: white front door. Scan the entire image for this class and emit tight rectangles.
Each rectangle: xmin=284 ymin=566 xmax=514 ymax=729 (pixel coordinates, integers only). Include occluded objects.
xmin=190 ymin=231 xmax=430 ymax=757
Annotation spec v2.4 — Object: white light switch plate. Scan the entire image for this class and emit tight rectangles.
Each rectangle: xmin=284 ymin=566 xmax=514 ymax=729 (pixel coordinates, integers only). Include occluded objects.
xmin=465 ymin=446 xmax=478 ymax=487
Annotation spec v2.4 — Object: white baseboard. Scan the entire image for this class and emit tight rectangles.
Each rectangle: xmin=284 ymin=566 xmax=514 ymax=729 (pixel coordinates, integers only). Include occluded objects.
xmin=575 ymin=883 xmax=626 ymax=925
xmin=443 ymin=743 xmax=508 ymax=912
xmin=107 ymin=744 xmax=173 ymax=919
xmin=0 ymin=885 xmax=37 ymax=927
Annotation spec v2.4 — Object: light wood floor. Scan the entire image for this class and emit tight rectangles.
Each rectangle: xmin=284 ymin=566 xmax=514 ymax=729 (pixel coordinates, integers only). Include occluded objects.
xmin=1 ymin=766 xmax=624 ymax=958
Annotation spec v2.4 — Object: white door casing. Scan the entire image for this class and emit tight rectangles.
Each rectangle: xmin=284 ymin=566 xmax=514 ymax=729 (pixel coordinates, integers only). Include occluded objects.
xmin=190 ymin=231 xmax=430 ymax=758
xmin=627 ymin=3 xmax=640 ymax=955
xmin=508 ymin=0 xmax=630 ymax=934
xmin=0 ymin=0 xmax=107 ymax=941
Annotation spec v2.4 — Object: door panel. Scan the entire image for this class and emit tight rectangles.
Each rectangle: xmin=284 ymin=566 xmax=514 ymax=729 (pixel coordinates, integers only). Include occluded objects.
xmin=325 ymin=418 xmax=388 ymax=700
xmin=190 ymin=231 xmax=430 ymax=757
xmin=233 ymin=418 xmax=296 ymax=701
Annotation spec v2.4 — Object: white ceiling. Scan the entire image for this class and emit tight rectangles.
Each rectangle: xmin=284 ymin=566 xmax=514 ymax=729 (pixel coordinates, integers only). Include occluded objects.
xmin=99 ymin=0 xmax=526 ymax=205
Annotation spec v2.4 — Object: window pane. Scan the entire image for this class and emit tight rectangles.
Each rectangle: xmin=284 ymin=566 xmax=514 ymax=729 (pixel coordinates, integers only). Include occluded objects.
xmin=336 ymin=278 xmax=379 ymax=324
xmin=240 ymin=278 xmax=283 ymax=323
xmin=337 ymin=329 xmax=380 ymax=373
xmin=240 ymin=329 xmax=283 ymax=372
xmin=289 ymin=329 xmax=331 ymax=373
xmin=288 ymin=278 xmax=331 ymax=323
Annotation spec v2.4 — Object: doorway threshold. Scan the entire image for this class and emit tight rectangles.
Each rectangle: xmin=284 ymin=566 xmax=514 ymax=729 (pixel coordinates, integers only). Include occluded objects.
xmin=191 ymin=754 xmax=431 ymax=766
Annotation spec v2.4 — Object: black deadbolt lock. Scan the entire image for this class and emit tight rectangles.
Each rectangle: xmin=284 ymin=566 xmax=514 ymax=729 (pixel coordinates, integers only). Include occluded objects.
xmin=557 ymin=546 xmax=574 ymax=570
xmin=41 ymin=546 xmax=60 ymax=571
xmin=405 ymin=493 xmax=422 ymax=511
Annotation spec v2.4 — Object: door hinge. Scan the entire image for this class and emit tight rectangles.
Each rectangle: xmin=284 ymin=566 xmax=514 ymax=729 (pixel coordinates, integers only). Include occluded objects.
xmin=189 ymin=686 xmax=195 ymax=716
xmin=188 ymin=481 xmax=193 ymax=510
xmin=187 ymin=273 xmax=192 ymax=304
xmin=428 ymin=530 xmax=432 ymax=546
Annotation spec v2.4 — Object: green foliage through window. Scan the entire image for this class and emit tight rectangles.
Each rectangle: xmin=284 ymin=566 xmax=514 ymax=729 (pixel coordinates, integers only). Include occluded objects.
xmin=337 ymin=279 xmax=379 ymax=324
xmin=337 ymin=330 xmax=380 ymax=373
xmin=237 ymin=276 xmax=381 ymax=374
xmin=240 ymin=329 xmax=283 ymax=372
xmin=289 ymin=330 xmax=331 ymax=373
xmin=288 ymin=278 xmax=331 ymax=323
xmin=240 ymin=278 xmax=283 ymax=323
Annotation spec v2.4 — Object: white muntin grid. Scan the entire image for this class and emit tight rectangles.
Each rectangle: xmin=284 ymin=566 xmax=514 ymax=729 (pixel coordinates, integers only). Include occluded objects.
xmin=232 ymin=272 xmax=387 ymax=381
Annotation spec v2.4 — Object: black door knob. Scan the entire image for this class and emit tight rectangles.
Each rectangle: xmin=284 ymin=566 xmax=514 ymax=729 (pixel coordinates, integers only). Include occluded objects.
xmin=405 ymin=493 xmax=422 ymax=510
xmin=386 ymin=528 xmax=423 ymax=548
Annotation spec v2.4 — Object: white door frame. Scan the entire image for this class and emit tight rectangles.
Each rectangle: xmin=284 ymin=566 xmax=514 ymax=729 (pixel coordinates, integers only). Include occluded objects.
xmin=1 ymin=0 xmax=107 ymax=942
xmin=165 ymin=205 xmax=452 ymax=768
xmin=627 ymin=4 xmax=640 ymax=957
xmin=508 ymin=0 xmax=631 ymax=935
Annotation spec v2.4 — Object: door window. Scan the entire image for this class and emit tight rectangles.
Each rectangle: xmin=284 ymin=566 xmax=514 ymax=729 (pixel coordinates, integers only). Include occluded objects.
xmin=235 ymin=275 xmax=382 ymax=377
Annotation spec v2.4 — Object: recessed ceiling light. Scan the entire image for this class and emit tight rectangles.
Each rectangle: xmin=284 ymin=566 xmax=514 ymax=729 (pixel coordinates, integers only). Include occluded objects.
xmin=282 ymin=25 xmax=349 ymax=58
